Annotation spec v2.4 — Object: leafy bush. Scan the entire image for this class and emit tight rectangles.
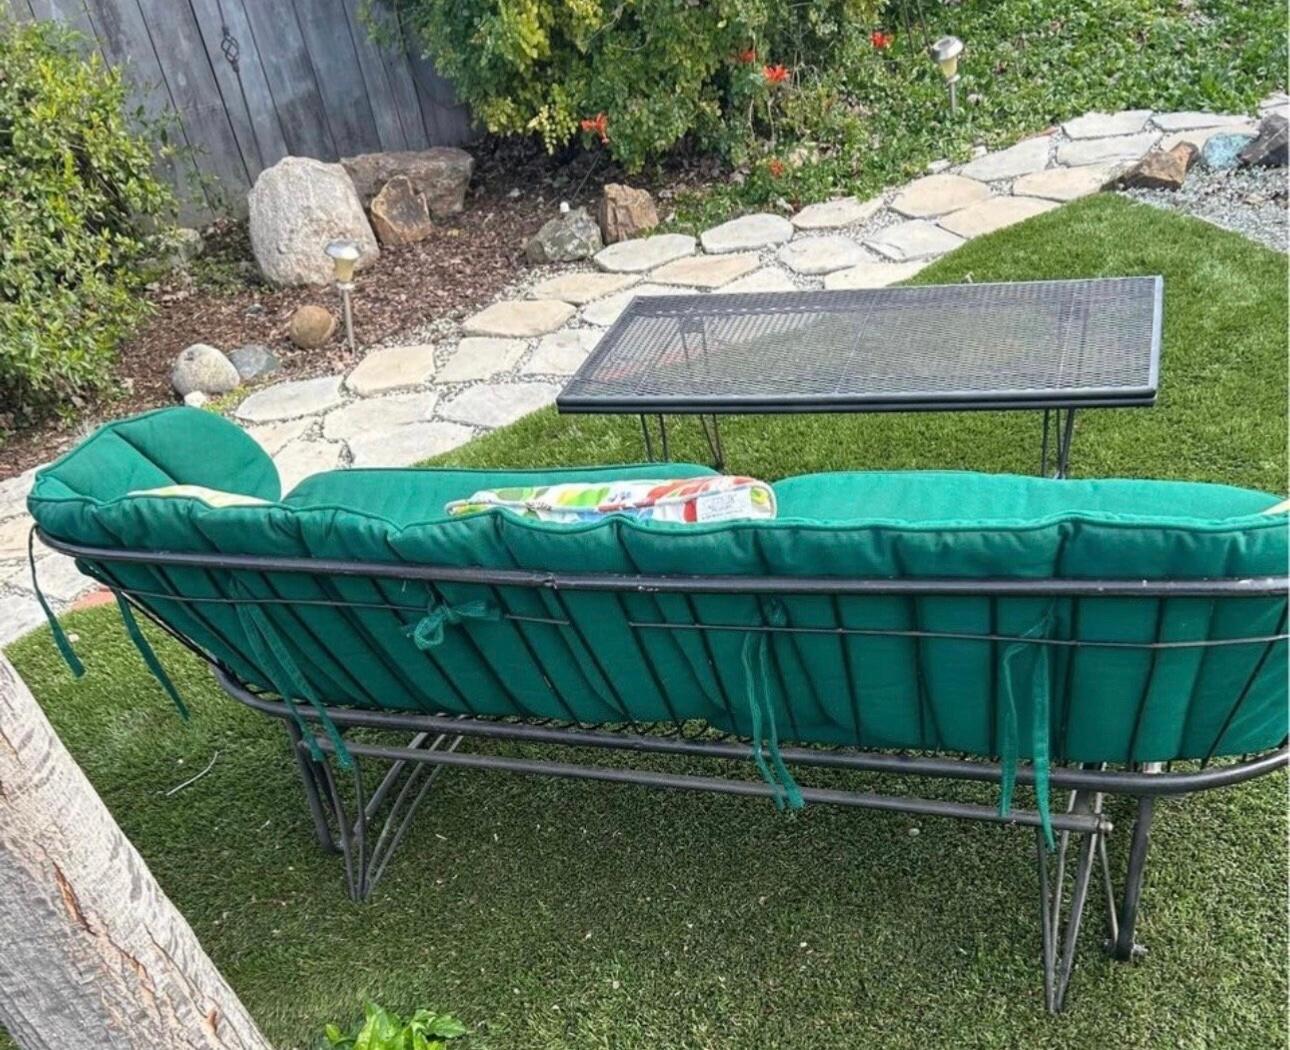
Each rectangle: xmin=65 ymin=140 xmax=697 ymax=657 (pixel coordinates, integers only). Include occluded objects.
xmin=0 ymin=19 xmax=175 ymax=425
xmin=322 ymin=1002 xmax=467 ymax=1050
xmin=387 ymin=0 xmax=881 ymax=169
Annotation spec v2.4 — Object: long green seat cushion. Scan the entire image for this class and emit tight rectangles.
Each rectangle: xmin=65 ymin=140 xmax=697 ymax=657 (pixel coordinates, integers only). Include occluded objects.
xmin=29 ymin=407 xmax=1289 ymax=764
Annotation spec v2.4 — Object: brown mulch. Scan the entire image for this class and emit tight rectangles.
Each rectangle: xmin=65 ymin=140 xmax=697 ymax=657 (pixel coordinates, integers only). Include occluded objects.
xmin=0 ymin=140 xmax=711 ymax=480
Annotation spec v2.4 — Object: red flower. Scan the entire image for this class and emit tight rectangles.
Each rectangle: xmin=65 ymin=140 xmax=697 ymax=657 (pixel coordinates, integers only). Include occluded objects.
xmin=580 ymin=112 xmax=609 ymax=144
xmin=870 ymin=30 xmax=893 ymax=49
xmin=767 ymin=158 xmax=786 ymax=177
xmin=762 ymin=64 xmax=790 ymax=86
xmin=736 ymin=47 xmax=757 ymax=64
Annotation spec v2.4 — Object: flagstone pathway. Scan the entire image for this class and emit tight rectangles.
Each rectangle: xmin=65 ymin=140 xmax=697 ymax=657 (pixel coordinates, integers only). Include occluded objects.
xmin=2 ymin=97 xmax=1285 ymax=644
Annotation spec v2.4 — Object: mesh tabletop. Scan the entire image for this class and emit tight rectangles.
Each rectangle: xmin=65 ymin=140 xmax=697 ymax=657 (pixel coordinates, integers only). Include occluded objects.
xmin=557 ymin=277 xmax=1162 ymax=414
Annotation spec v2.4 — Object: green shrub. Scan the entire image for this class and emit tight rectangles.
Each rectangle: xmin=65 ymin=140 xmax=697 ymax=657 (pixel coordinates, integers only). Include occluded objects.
xmin=386 ymin=0 xmax=881 ymax=170
xmin=0 ymin=19 xmax=175 ymax=425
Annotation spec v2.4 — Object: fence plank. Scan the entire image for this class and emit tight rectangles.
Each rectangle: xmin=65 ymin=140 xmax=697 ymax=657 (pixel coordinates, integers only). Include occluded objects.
xmin=4 ymin=0 xmax=35 ymax=22
xmin=369 ymin=5 xmax=430 ymax=150
xmin=238 ymin=0 xmax=333 ymax=160
xmin=405 ymin=45 xmax=471 ymax=146
xmin=290 ymin=0 xmax=383 ymax=157
xmin=339 ymin=0 xmax=410 ymax=152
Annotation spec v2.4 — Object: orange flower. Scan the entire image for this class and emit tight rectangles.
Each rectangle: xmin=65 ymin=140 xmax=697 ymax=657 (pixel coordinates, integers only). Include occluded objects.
xmin=870 ymin=30 xmax=893 ymax=49
xmin=736 ymin=47 xmax=757 ymax=64
xmin=767 ymin=158 xmax=786 ymax=177
xmin=579 ymin=112 xmax=609 ymax=144
xmin=762 ymin=64 xmax=790 ymax=86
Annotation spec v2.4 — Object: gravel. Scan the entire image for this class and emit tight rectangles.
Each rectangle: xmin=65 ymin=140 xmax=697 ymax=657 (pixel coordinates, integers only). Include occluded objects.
xmin=1119 ymin=165 xmax=1288 ymax=253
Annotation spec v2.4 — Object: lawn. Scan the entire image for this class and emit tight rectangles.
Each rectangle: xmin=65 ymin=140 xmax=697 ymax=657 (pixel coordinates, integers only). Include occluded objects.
xmin=5 ymin=196 xmax=1287 ymax=1049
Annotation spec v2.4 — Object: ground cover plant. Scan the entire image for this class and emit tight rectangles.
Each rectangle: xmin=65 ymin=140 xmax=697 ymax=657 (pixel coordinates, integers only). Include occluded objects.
xmin=4 ymin=196 xmax=1286 ymax=1048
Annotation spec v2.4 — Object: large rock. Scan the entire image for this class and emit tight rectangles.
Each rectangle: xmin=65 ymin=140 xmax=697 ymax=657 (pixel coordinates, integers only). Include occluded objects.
xmin=597 ymin=184 xmax=659 ymax=244
xmin=1119 ymin=143 xmax=1197 ymax=190
xmin=342 ymin=147 xmax=474 ymax=216
xmin=526 ymin=207 xmax=603 ymax=263
xmin=1238 ymin=114 xmax=1289 ymax=168
xmin=248 ymin=156 xmax=378 ymax=287
xmin=370 ymin=176 xmax=434 ymax=246
xmin=171 ymin=343 xmax=240 ymax=397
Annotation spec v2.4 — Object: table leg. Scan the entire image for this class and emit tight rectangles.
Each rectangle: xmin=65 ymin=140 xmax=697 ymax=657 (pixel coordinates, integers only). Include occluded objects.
xmin=699 ymin=415 xmax=725 ymax=471
xmin=658 ymin=414 xmax=670 ymax=461
xmin=639 ymin=414 xmax=654 ymax=460
xmin=1041 ymin=408 xmax=1078 ymax=479
xmin=1056 ymin=408 xmax=1077 ymax=479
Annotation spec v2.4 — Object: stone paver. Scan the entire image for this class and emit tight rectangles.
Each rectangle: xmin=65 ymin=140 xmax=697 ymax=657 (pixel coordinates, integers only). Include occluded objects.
xmin=594 ymin=234 xmax=696 ymax=273
xmin=528 ymin=272 xmax=638 ymax=304
xmin=822 ymin=260 xmax=929 ymax=290
xmin=721 ymin=268 xmax=799 ymax=294
xmin=439 ymin=383 xmax=562 ymax=429
xmin=891 ymin=173 xmax=990 ymax=218
xmin=236 ymin=376 xmax=344 ymax=423
xmin=0 ymin=593 xmax=45 ymax=647
xmin=1012 ymin=165 xmax=1117 ymax=202
xmin=939 ymin=196 xmax=1059 ymax=239
xmin=273 ymin=439 xmax=342 ymax=493
xmin=867 ymin=219 xmax=964 ymax=261
xmin=699 ymin=213 xmax=794 ymax=253
xmin=349 ymin=422 xmax=473 ymax=468
xmin=650 ymin=252 xmax=760 ymax=288
xmin=582 ymin=284 xmax=695 ymax=327
xmin=461 ymin=299 xmax=575 ymax=338
xmin=791 ymin=196 xmax=883 ymax=230
xmin=0 ymin=515 xmax=33 ymax=561
xmin=245 ymin=418 xmax=311 ymax=456
xmin=15 ymin=553 xmax=89 ymax=604
xmin=777 ymin=235 xmax=870 ymax=275
xmin=1159 ymin=123 xmax=1257 ymax=152
xmin=1056 ymin=131 xmax=1159 ymax=167
xmin=345 ymin=343 xmax=436 ymax=395
xmin=959 ymin=135 xmax=1051 ymax=181
xmin=1152 ymin=111 xmax=1250 ymax=132
xmin=523 ymin=329 xmax=601 ymax=375
xmin=0 ymin=468 xmax=36 ymax=512
xmin=1062 ymin=110 xmax=1153 ymax=138
xmin=323 ymin=392 xmax=439 ymax=442
xmin=437 ymin=338 xmax=527 ymax=382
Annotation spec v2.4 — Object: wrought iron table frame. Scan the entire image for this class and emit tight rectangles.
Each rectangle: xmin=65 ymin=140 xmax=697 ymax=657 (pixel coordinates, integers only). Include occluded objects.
xmin=43 ymin=530 xmax=1285 ymax=1013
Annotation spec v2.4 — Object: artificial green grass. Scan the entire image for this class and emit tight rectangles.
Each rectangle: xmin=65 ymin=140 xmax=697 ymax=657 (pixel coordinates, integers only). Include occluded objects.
xmin=5 ymin=196 xmax=1287 ymax=1049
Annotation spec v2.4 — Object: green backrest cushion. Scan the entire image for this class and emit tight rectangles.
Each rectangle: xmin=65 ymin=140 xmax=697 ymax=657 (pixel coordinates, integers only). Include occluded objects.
xmin=29 ymin=407 xmax=1288 ymax=764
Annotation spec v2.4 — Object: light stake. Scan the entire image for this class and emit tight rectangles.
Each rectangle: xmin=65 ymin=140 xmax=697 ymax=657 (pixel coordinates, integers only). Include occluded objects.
xmin=930 ymin=35 xmax=964 ymax=114
xmin=325 ymin=239 xmax=361 ymax=353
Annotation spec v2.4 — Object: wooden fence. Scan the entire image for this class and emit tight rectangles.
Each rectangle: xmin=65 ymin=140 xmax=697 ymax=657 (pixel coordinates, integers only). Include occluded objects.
xmin=4 ymin=0 xmax=473 ymax=219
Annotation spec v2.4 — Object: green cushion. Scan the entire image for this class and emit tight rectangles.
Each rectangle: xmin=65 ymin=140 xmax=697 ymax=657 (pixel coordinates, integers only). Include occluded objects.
xmin=29 ymin=407 xmax=1288 ymax=765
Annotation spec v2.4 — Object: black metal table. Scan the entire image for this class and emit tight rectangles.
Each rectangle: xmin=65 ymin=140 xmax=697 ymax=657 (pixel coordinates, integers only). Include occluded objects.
xmin=557 ymin=277 xmax=1163 ymax=476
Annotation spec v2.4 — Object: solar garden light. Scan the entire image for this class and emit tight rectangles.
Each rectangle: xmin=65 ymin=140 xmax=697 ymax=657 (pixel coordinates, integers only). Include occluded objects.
xmin=325 ymin=239 xmax=361 ymax=352
xmin=929 ymin=35 xmax=964 ymax=114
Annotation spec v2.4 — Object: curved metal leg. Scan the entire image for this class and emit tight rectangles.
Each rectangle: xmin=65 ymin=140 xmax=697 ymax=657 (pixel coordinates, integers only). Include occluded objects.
xmin=284 ymin=720 xmax=339 ymax=853
xmin=1108 ymin=795 xmax=1154 ymax=961
xmin=1037 ymin=787 xmax=1105 ymax=1012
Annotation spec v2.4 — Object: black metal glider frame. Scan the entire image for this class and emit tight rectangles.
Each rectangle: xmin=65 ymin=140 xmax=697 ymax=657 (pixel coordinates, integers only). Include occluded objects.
xmin=41 ymin=531 xmax=1289 ymax=1013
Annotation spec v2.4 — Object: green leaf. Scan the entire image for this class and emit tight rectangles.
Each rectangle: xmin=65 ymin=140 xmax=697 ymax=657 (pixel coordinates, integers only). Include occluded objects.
xmin=425 ymin=1016 xmax=468 ymax=1039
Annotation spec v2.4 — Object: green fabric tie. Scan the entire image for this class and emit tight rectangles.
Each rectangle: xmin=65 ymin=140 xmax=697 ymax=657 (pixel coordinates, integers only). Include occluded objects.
xmin=406 ymin=597 xmax=499 ymax=649
xmin=999 ymin=610 xmax=1055 ymax=850
xmin=739 ymin=601 xmax=805 ymax=813
xmin=28 ymin=526 xmax=84 ymax=678
xmin=114 ymin=592 xmax=189 ymax=721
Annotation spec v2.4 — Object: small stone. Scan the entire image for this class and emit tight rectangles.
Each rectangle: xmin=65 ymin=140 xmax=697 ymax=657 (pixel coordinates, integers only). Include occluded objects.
xmin=528 ymin=272 xmax=637 ymax=305
xmin=650 ymin=252 xmax=760 ymax=288
xmin=228 ymin=344 xmax=281 ymax=381
xmin=273 ymin=439 xmax=342 ymax=493
xmin=288 ymin=305 xmax=337 ymax=349
xmin=597 ymin=184 xmax=659 ymax=244
xmin=778 ymin=236 xmax=870 ymax=275
xmin=437 ymin=338 xmax=527 ymax=382
xmin=791 ymin=196 xmax=883 ymax=230
xmin=346 ymin=343 xmax=437 ymax=394
xmin=462 ymin=299 xmax=575 ymax=338
xmin=1238 ymin=114 xmax=1288 ymax=168
xmin=699 ymin=213 xmax=794 ymax=253
xmin=348 ymin=422 xmax=474 ymax=468
xmin=891 ymin=174 xmax=990 ymax=218
xmin=245 ymin=418 xmax=311 ymax=456
xmin=1061 ymin=109 xmax=1153 ymax=139
xmin=171 ymin=343 xmax=240 ymax=397
xmin=323 ymin=392 xmax=439 ymax=441
xmin=958 ymin=135 xmax=1051 ymax=181
xmin=1055 ymin=132 xmax=1160 ymax=167
xmin=925 ymin=159 xmax=951 ymax=174
xmin=582 ymin=284 xmax=695 ymax=327
xmin=183 ymin=391 xmax=208 ymax=408
xmin=594 ymin=234 xmax=696 ymax=273
xmin=370 ymin=175 xmax=434 ymax=246
xmin=1118 ymin=143 xmax=1198 ymax=190
xmin=526 ymin=206 xmax=603 ymax=263
xmin=867 ymin=219 xmax=965 ymax=261
xmin=235 ymin=376 xmax=345 ymax=422
xmin=1012 ymin=165 xmax=1117 ymax=202
xmin=938 ymin=196 xmax=1058 ymax=239
xmin=523 ymin=329 xmax=601 ymax=375
xmin=970 ymin=145 xmax=988 ymax=159
xmin=721 ymin=268 xmax=799 ymax=293
xmin=439 ymin=382 xmax=561 ymax=428
xmin=823 ymin=260 xmax=929 ymax=290
xmin=1202 ymin=131 xmax=1259 ymax=170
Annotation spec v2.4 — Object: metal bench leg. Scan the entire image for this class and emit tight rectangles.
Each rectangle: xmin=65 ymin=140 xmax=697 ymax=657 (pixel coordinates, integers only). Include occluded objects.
xmin=1107 ymin=795 xmax=1154 ymax=961
xmin=1037 ymin=787 xmax=1105 ymax=1012
xmin=284 ymin=720 xmax=338 ymax=854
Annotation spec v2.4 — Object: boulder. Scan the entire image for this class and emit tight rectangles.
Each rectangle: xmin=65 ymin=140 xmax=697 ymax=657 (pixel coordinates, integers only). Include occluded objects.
xmin=525 ymin=207 xmax=603 ymax=263
xmin=1201 ymin=131 xmax=1257 ymax=171
xmin=1119 ymin=143 xmax=1197 ymax=190
xmin=248 ymin=156 xmax=378 ymax=286
xmin=228 ymin=343 xmax=281 ymax=381
xmin=1238 ymin=114 xmax=1289 ymax=168
xmin=342 ymin=147 xmax=474 ymax=216
xmin=597 ymin=184 xmax=659 ymax=244
xmin=171 ymin=343 xmax=240 ymax=397
xmin=370 ymin=176 xmax=434 ymax=246
xmin=288 ymin=305 xmax=337 ymax=349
